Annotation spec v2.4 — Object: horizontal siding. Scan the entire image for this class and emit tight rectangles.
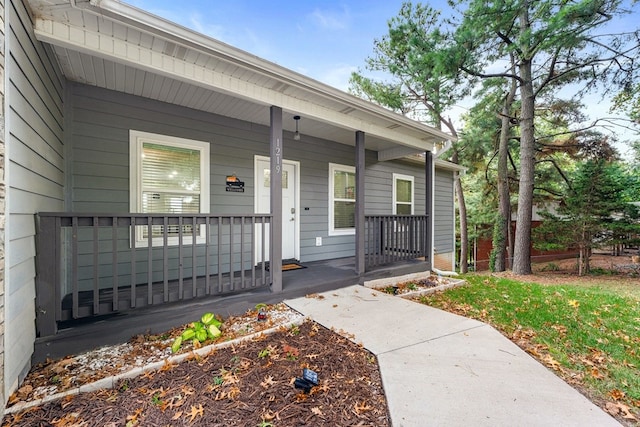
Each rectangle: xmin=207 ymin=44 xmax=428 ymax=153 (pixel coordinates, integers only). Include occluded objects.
xmin=434 ymin=168 xmax=455 ymax=254
xmin=6 ymin=0 xmax=65 ymax=399
xmin=69 ymin=84 xmax=455 ymax=270
xmin=7 ymin=213 xmax=35 ymax=241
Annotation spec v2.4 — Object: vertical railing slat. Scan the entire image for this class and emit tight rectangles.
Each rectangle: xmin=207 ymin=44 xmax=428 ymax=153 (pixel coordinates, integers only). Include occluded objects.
xmin=147 ymin=217 xmax=153 ymax=305
xmin=92 ymin=216 xmax=99 ymax=315
xmin=240 ymin=216 xmax=246 ymax=289
xmin=163 ymin=216 xmax=169 ymax=302
xmin=130 ymin=216 xmax=136 ymax=308
xmin=229 ymin=216 xmax=235 ymax=291
xmin=217 ymin=217 xmax=222 ymax=293
xmin=251 ymin=216 xmax=256 ymax=288
xmin=261 ymin=216 xmax=267 ymax=286
xmin=71 ymin=217 xmax=79 ymax=319
xmin=205 ymin=216 xmax=211 ymax=294
xmin=192 ymin=216 xmax=197 ymax=297
xmin=112 ymin=216 xmax=119 ymax=311
xmin=178 ymin=216 xmax=184 ymax=299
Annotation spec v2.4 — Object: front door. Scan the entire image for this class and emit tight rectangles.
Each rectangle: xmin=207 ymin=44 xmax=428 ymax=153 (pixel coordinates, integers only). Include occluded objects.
xmin=255 ymin=156 xmax=299 ymax=261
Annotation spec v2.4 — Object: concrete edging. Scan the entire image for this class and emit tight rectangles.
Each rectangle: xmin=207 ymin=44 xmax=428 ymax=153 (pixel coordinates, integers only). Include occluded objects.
xmin=6 ymin=315 xmax=307 ymax=415
xmin=363 ymin=271 xmax=466 ymax=299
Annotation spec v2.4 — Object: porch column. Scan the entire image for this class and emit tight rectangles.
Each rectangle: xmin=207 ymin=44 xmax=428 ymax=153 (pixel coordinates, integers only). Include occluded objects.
xmin=425 ymin=150 xmax=433 ymax=270
xmin=270 ymin=106 xmax=283 ymax=292
xmin=355 ymin=131 xmax=365 ymax=278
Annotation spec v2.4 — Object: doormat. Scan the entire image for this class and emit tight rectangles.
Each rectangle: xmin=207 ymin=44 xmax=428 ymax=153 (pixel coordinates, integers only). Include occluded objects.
xmin=282 ymin=262 xmax=306 ymax=271
xmin=265 ymin=261 xmax=306 ymax=271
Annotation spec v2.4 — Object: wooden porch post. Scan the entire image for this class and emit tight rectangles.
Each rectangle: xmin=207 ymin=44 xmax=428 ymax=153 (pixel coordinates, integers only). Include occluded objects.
xmin=270 ymin=106 xmax=283 ymax=292
xmin=355 ymin=131 xmax=365 ymax=279
xmin=425 ymin=151 xmax=433 ymax=270
xmin=35 ymin=214 xmax=60 ymax=337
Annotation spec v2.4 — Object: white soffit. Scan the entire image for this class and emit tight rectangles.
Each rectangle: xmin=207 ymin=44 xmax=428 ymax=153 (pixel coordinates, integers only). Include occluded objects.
xmin=27 ymin=0 xmax=454 ymax=151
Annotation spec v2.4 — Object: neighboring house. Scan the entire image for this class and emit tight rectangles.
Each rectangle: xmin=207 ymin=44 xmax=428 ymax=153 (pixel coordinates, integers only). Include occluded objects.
xmin=0 ymin=0 xmax=461 ymax=410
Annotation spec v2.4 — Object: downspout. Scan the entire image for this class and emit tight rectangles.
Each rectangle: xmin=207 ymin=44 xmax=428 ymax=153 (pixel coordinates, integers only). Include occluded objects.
xmin=425 ymin=150 xmax=433 ymax=271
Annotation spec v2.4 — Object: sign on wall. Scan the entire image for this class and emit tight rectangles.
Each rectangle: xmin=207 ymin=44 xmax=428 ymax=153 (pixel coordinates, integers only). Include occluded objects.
xmin=226 ymin=175 xmax=245 ymax=192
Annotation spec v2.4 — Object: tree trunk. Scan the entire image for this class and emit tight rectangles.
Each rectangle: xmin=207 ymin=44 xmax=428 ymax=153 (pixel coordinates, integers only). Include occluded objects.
xmin=494 ymin=61 xmax=518 ymax=272
xmin=512 ymin=8 xmax=535 ymax=275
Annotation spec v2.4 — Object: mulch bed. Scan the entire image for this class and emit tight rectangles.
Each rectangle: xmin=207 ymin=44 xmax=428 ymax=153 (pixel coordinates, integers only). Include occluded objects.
xmin=2 ymin=321 xmax=390 ymax=426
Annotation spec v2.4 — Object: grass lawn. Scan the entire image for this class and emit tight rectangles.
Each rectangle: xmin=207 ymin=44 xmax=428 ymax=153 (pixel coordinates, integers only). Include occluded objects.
xmin=414 ymin=273 xmax=640 ymax=424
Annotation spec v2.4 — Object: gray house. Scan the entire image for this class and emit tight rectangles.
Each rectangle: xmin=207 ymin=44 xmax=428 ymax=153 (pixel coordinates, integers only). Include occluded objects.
xmin=0 ymin=0 xmax=462 ymax=410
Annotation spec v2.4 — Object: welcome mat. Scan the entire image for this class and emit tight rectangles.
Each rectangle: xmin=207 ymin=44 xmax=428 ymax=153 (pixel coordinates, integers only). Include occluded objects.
xmin=265 ymin=261 xmax=306 ymax=271
xmin=282 ymin=262 xmax=306 ymax=271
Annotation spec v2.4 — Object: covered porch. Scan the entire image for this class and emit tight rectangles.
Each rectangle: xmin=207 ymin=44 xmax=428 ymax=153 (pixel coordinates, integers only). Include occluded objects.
xmin=26 ymin=0 xmax=454 ymax=356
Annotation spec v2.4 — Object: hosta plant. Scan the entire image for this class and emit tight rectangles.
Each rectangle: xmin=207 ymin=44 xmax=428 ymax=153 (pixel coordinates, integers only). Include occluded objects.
xmin=171 ymin=312 xmax=223 ymax=353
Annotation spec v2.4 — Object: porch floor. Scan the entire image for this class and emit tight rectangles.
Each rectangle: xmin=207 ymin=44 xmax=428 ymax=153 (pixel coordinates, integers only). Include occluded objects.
xmin=33 ymin=257 xmax=430 ymax=364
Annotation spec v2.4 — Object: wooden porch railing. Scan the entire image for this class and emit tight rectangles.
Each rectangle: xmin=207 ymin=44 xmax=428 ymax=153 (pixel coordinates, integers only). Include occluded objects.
xmin=35 ymin=213 xmax=272 ymax=337
xmin=365 ymin=215 xmax=429 ymax=269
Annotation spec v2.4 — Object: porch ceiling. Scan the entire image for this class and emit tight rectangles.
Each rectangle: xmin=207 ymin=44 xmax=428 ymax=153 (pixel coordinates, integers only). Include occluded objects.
xmin=25 ymin=0 xmax=454 ymax=154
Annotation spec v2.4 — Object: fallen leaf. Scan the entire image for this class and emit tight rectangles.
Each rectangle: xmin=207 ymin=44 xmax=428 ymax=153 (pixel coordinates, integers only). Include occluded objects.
xmin=609 ymin=389 xmax=625 ymax=401
xmin=185 ymin=404 xmax=204 ymax=423
xmin=541 ymin=354 xmax=561 ymax=371
xmin=51 ymin=412 xmax=86 ymax=427
xmin=591 ymin=368 xmax=605 ymax=380
xmin=605 ymin=402 xmax=638 ymax=420
xmin=171 ymin=411 xmax=183 ymax=420
xmin=354 ymin=401 xmax=373 ymax=415
xmin=261 ymin=410 xmax=277 ymax=421
xmin=311 ymin=406 xmax=324 ymax=416
xmin=260 ymin=375 xmax=277 ymax=388
xmin=567 ymin=299 xmax=580 ymax=308
xmin=181 ymin=385 xmax=195 ymax=396
xmin=282 ymin=344 xmax=300 ymax=357
xmin=159 ymin=361 xmax=175 ymax=372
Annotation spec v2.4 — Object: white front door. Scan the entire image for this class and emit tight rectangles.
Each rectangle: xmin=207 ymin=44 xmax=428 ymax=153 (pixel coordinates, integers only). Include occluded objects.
xmin=255 ymin=156 xmax=299 ymax=261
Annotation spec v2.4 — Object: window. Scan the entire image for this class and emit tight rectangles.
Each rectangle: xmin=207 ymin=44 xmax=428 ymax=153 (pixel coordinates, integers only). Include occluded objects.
xmin=130 ymin=131 xmax=210 ymax=246
xmin=329 ymin=163 xmax=356 ymax=235
xmin=393 ymin=173 xmax=414 ymax=215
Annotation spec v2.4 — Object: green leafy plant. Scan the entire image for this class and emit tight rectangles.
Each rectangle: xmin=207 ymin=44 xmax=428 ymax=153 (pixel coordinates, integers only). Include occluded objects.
xmin=171 ymin=312 xmax=223 ymax=353
xmin=151 ymin=393 xmax=162 ymax=406
xmin=288 ymin=324 xmax=300 ymax=336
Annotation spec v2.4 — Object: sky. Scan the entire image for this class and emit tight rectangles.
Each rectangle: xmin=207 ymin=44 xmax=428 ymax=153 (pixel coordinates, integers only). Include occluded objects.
xmin=126 ymin=0 xmax=638 ymax=157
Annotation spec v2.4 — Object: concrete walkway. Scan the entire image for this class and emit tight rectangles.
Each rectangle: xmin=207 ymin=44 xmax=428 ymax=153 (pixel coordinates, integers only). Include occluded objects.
xmin=285 ymin=285 xmax=620 ymax=427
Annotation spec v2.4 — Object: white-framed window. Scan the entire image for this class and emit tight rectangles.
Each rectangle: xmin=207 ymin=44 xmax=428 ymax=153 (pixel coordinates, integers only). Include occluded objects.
xmin=393 ymin=173 xmax=414 ymax=215
xmin=329 ymin=163 xmax=356 ymax=236
xmin=130 ymin=130 xmax=210 ymax=246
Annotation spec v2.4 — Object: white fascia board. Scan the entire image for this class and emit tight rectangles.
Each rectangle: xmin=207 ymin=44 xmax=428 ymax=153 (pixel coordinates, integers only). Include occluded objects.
xmin=35 ymin=18 xmax=442 ymax=152
xmin=378 ymin=146 xmax=424 ymax=162
xmin=435 ymin=159 xmax=467 ymax=173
